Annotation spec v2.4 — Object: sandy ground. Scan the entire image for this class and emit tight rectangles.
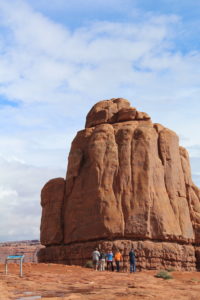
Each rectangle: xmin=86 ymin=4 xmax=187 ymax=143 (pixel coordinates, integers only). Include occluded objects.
xmin=0 ymin=263 xmax=200 ymax=300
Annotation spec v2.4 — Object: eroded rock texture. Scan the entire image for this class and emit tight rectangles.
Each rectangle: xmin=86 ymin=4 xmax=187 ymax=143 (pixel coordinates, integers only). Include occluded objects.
xmin=39 ymin=98 xmax=200 ymax=270
xmin=40 ymin=178 xmax=65 ymax=245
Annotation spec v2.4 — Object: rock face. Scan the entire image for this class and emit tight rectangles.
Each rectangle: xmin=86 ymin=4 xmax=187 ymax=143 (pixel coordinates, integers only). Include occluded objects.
xmin=39 ymin=98 xmax=200 ymax=270
xmin=40 ymin=178 xmax=65 ymax=246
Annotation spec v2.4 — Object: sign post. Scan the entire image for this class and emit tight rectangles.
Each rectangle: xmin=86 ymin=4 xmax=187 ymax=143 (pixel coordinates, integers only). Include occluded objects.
xmin=5 ymin=255 xmax=24 ymax=277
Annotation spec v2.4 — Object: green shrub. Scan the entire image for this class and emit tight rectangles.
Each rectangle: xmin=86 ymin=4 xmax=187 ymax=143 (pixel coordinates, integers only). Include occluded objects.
xmin=155 ymin=270 xmax=173 ymax=280
xmin=84 ymin=260 xmax=93 ymax=268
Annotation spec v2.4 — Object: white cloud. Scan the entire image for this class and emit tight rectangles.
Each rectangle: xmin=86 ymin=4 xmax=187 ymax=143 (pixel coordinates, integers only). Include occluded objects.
xmin=0 ymin=156 xmax=65 ymax=241
xmin=0 ymin=2 xmax=183 ymax=104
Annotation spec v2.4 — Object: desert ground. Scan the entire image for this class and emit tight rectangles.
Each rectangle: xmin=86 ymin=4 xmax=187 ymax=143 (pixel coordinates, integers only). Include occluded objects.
xmin=0 ymin=263 xmax=200 ymax=300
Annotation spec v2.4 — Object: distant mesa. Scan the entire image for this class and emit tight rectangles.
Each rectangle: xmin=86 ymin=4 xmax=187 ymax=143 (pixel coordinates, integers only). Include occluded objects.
xmin=0 ymin=240 xmax=43 ymax=263
xmin=38 ymin=98 xmax=200 ymax=270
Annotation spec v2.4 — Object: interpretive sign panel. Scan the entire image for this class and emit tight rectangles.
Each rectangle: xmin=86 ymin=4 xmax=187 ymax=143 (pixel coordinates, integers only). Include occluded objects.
xmin=5 ymin=255 xmax=24 ymax=277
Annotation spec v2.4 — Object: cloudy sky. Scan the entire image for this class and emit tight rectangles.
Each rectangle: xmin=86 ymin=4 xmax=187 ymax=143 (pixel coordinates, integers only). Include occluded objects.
xmin=0 ymin=0 xmax=199 ymax=242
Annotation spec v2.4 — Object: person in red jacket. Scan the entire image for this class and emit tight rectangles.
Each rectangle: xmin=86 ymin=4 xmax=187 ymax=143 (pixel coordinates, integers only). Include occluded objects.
xmin=114 ymin=250 xmax=123 ymax=272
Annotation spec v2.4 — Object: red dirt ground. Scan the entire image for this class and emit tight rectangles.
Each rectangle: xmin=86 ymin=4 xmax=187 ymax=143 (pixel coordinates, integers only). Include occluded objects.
xmin=0 ymin=263 xmax=200 ymax=299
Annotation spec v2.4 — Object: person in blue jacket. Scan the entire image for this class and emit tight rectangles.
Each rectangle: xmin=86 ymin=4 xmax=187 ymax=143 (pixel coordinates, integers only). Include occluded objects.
xmin=106 ymin=250 xmax=114 ymax=271
xmin=129 ymin=248 xmax=136 ymax=273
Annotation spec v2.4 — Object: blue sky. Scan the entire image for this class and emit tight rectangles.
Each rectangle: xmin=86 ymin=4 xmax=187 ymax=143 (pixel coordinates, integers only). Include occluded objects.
xmin=0 ymin=0 xmax=200 ymax=241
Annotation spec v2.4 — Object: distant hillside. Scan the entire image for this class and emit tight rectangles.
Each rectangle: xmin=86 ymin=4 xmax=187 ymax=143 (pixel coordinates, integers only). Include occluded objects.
xmin=0 ymin=240 xmax=43 ymax=263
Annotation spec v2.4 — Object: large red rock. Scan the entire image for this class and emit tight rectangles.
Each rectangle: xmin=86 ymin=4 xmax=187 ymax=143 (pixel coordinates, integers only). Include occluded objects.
xmin=39 ymin=98 xmax=200 ymax=270
xmin=40 ymin=178 xmax=65 ymax=245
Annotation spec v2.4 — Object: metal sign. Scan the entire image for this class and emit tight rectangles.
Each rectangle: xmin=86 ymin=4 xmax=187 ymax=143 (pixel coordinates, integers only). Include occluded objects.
xmin=5 ymin=255 xmax=24 ymax=277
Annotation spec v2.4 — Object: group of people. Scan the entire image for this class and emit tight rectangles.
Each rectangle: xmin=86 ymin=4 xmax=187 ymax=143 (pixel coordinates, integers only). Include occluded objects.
xmin=92 ymin=248 xmax=136 ymax=273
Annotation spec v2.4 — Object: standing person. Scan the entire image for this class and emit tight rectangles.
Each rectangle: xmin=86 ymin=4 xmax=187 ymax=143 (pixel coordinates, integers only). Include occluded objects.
xmin=106 ymin=250 xmax=114 ymax=271
xmin=99 ymin=250 xmax=106 ymax=271
xmin=129 ymin=248 xmax=136 ymax=273
xmin=114 ymin=249 xmax=123 ymax=272
xmin=92 ymin=248 xmax=100 ymax=271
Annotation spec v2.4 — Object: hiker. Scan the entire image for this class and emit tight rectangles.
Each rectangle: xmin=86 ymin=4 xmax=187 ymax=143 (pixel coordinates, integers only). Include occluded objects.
xmin=129 ymin=248 xmax=136 ymax=273
xmin=99 ymin=250 xmax=106 ymax=271
xmin=114 ymin=249 xmax=123 ymax=272
xmin=106 ymin=250 xmax=114 ymax=271
xmin=92 ymin=248 xmax=100 ymax=271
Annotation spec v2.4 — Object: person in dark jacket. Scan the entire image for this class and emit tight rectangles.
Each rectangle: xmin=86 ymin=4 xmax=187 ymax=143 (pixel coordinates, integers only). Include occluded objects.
xmin=99 ymin=250 xmax=106 ymax=271
xmin=129 ymin=248 xmax=136 ymax=273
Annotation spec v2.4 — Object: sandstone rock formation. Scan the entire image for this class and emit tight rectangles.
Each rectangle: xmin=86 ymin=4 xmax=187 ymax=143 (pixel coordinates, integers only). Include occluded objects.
xmin=38 ymin=98 xmax=200 ymax=270
xmin=40 ymin=178 xmax=65 ymax=246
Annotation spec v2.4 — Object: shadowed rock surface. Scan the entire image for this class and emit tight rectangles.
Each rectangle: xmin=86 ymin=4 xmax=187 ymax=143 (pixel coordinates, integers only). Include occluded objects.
xmin=39 ymin=98 xmax=200 ymax=270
